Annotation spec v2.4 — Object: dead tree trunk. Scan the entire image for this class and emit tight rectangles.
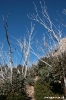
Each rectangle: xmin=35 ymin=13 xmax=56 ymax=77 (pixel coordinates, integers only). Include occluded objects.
xmin=2 ymin=14 xmax=14 ymax=85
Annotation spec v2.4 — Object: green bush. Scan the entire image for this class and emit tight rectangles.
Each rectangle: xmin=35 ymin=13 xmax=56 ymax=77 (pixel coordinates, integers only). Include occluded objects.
xmin=25 ymin=77 xmax=35 ymax=86
xmin=6 ymin=94 xmax=29 ymax=100
xmin=34 ymin=79 xmax=63 ymax=100
xmin=0 ymin=71 xmax=29 ymax=100
xmin=0 ymin=93 xmax=29 ymax=100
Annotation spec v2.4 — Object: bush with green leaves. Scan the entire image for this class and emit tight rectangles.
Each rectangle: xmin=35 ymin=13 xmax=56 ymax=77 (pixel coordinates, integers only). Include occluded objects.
xmin=0 ymin=94 xmax=29 ymax=100
xmin=34 ymin=79 xmax=63 ymax=100
xmin=0 ymin=67 xmax=29 ymax=100
xmin=25 ymin=76 xmax=35 ymax=86
xmin=34 ymin=53 xmax=66 ymax=100
xmin=6 ymin=94 xmax=29 ymax=100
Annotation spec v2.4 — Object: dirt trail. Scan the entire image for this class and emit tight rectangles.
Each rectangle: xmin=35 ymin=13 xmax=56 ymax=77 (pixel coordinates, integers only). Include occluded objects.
xmin=25 ymin=76 xmax=38 ymax=100
xmin=26 ymin=85 xmax=35 ymax=100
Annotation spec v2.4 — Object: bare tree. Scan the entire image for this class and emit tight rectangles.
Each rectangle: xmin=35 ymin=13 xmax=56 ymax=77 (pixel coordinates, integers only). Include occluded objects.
xmin=28 ymin=1 xmax=63 ymax=44
xmin=12 ymin=22 xmax=53 ymax=78
xmin=27 ymin=1 xmax=66 ymax=59
xmin=13 ymin=23 xmax=35 ymax=78
xmin=2 ymin=14 xmax=14 ymax=84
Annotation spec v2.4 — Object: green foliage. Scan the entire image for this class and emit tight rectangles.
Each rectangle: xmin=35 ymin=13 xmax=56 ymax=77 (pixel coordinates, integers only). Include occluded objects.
xmin=33 ymin=53 xmax=66 ymax=100
xmin=34 ymin=80 xmax=51 ymax=100
xmin=6 ymin=94 xmax=29 ymax=100
xmin=0 ymin=67 xmax=29 ymax=100
xmin=34 ymin=56 xmax=53 ymax=80
xmin=0 ymin=52 xmax=66 ymax=100
xmin=0 ymin=94 xmax=29 ymax=100
xmin=0 ymin=68 xmax=25 ymax=95
xmin=50 ymin=52 xmax=66 ymax=82
xmin=34 ymin=79 xmax=63 ymax=100
xmin=12 ymin=68 xmax=25 ymax=94
xmin=34 ymin=52 xmax=66 ymax=83
xmin=25 ymin=76 xmax=35 ymax=86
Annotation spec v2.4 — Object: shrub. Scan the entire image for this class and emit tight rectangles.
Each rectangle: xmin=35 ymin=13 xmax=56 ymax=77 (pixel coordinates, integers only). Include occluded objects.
xmin=0 ymin=92 xmax=29 ymax=100
xmin=25 ymin=77 xmax=35 ymax=86
xmin=6 ymin=94 xmax=29 ymax=100
xmin=34 ymin=79 xmax=63 ymax=100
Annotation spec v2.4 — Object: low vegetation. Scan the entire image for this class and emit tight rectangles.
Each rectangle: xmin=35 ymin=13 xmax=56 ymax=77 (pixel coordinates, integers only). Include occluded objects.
xmin=33 ymin=53 xmax=66 ymax=100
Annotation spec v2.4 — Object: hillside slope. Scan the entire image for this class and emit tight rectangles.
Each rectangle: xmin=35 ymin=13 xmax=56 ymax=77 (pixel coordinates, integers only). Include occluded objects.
xmin=52 ymin=38 xmax=66 ymax=56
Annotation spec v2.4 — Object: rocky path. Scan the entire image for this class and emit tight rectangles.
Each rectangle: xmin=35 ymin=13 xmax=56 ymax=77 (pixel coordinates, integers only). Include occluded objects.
xmin=25 ymin=76 xmax=38 ymax=100
xmin=26 ymin=85 xmax=35 ymax=100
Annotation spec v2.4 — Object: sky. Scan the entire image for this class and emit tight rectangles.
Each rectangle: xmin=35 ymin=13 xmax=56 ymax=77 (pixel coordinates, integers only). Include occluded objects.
xmin=0 ymin=0 xmax=66 ymax=66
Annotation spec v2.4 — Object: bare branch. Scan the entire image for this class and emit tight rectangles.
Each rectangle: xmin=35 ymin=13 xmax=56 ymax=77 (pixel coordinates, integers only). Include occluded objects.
xmin=28 ymin=1 xmax=61 ymax=42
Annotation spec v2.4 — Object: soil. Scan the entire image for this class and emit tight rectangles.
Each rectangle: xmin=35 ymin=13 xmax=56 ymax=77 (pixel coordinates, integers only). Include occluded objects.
xmin=25 ymin=76 xmax=38 ymax=100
